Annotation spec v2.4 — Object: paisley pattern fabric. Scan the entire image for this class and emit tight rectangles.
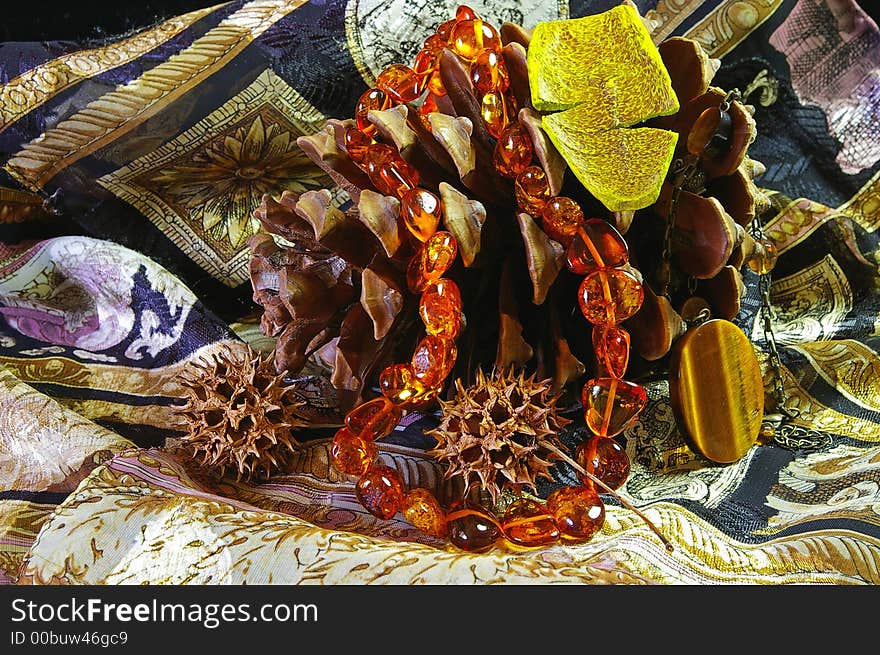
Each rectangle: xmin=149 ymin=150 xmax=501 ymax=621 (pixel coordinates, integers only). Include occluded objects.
xmin=2 ymin=0 xmax=880 ymax=585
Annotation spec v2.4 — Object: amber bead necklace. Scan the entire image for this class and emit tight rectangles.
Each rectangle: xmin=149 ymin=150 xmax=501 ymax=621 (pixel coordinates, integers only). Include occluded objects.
xmin=329 ymin=5 xmax=671 ymax=553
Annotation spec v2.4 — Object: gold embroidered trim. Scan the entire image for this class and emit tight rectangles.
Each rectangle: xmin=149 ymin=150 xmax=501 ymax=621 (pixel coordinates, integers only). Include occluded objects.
xmin=0 ymin=4 xmax=221 ymax=134
xmin=3 ymin=0 xmax=307 ymax=191
xmin=839 ymin=168 xmax=880 ymax=233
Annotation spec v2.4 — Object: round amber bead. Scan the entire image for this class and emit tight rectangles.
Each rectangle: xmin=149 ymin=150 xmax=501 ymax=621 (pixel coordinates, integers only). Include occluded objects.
xmin=471 ymin=48 xmax=509 ymax=95
xmin=514 ymin=166 xmax=550 ymax=216
xmin=379 ymin=363 xmax=429 ymax=405
xmin=566 ymin=218 xmax=629 ymax=274
xmin=592 ymin=325 xmax=630 ymax=379
xmin=377 ymin=63 xmax=422 ymax=104
xmin=400 ymin=187 xmax=442 ymax=242
xmin=345 ymin=396 xmax=403 ymax=440
xmin=480 ymin=90 xmax=509 ymax=139
xmin=447 ymin=504 xmax=502 ymax=552
xmin=355 ymin=88 xmax=390 ymax=135
xmin=411 ymin=334 xmax=457 ymax=388
xmin=494 ymin=121 xmax=533 ymax=178
xmin=541 ymin=196 xmax=584 ymax=246
xmin=330 ymin=427 xmax=378 ymax=476
xmin=581 ymin=377 xmax=647 ymax=438
xmin=501 ymin=498 xmax=560 ymax=549
xmin=356 ymin=464 xmax=405 ymax=520
xmin=450 ymin=19 xmax=501 ymax=62
xmin=546 ymin=485 xmax=605 ymax=542
xmin=406 ymin=231 xmax=458 ymax=293
xmin=577 ymin=268 xmax=644 ymax=326
xmin=748 ymin=238 xmax=779 ymax=275
xmin=575 ymin=437 xmax=631 ymax=491
xmin=402 ymin=488 xmax=447 ymax=538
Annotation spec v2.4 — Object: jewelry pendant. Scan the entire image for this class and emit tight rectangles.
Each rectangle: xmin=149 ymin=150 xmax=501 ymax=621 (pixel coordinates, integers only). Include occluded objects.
xmin=760 ymin=413 xmax=834 ymax=452
xmin=669 ymin=318 xmax=764 ymax=463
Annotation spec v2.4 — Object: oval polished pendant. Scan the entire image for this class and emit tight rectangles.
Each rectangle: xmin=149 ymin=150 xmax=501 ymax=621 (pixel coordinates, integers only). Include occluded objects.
xmin=668 ymin=319 xmax=764 ymax=463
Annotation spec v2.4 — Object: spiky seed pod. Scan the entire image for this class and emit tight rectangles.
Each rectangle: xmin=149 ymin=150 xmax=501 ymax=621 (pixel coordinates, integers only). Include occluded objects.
xmin=427 ymin=368 xmax=571 ymax=504
xmin=175 ymin=343 xmax=306 ymax=481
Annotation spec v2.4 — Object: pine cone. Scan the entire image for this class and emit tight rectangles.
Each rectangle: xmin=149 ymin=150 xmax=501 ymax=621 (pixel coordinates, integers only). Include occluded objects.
xmin=248 ymin=8 xmax=764 ymax=408
xmin=175 ymin=343 xmax=306 ymax=480
xmin=426 ymin=368 xmax=571 ymax=504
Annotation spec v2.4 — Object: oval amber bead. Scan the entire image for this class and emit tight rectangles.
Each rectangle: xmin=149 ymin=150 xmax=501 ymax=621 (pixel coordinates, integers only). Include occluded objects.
xmin=380 ymin=363 xmax=429 ymax=405
xmin=378 ymin=157 xmax=420 ymax=199
xmin=515 ymin=166 xmax=550 ymax=216
xmin=455 ymin=4 xmax=478 ymax=21
xmin=345 ymin=396 xmax=403 ymax=440
xmin=363 ymin=143 xmax=398 ymax=187
xmin=411 ymin=335 xmax=457 ymax=388
xmin=402 ymin=488 xmax=447 ymax=538
xmin=494 ymin=121 xmax=533 ymax=178
xmin=592 ymin=325 xmax=630 ymax=379
xmin=577 ymin=268 xmax=644 ymax=326
xmin=576 ymin=437 xmax=631 ymax=491
xmin=419 ymin=287 xmax=462 ymax=339
xmin=581 ymin=377 xmax=647 ymax=438
xmin=400 ymin=187 xmax=442 ymax=242
xmin=413 ymin=49 xmax=438 ymax=93
xmin=330 ymin=427 xmax=378 ymax=476
xmin=447 ymin=504 xmax=502 ymax=553
xmin=356 ymin=464 xmax=404 ymax=520
xmin=501 ymin=499 xmax=560 ymax=549
xmin=406 ymin=231 xmax=458 ymax=292
xmin=480 ymin=90 xmax=508 ymax=139
xmin=376 ymin=63 xmax=422 ymax=104
xmin=566 ymin=218 xmax=629 ymax=274
xmin=355 ymin=88 xmax=390 ymax=135
xmin=436 ymin=19 xmax=457 ymax=42
xmin=450 ymin=19 xmax=501 ymax=62
xmin=343 ymin=127 xmax=373 ymax=164
xmin=541 ymin=196 xmax=584 ymax=246
xmin=546 ymin=485 xmax=605 ymax=543
xmin=471 ymin=48 xmax=509 ymax=95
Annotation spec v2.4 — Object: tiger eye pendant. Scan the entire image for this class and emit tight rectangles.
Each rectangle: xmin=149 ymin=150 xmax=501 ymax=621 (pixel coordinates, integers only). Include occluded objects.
xmin=668 ymin=319 xmax=764 ymax=463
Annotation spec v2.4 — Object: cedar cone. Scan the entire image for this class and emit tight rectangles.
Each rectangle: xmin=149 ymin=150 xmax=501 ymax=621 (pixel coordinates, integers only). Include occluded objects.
xmin=175 ymin=343 xmax=306 ymax=480
xmin=247 ymin=10 xmax=766 ymax=414
xmin=426 ymin=368 xmax=571 ymax=504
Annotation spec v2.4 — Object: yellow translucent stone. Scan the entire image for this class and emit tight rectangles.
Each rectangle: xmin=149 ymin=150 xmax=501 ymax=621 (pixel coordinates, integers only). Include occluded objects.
xmin=527 ymin=5 xmax=680 ymax=212
xmin=402 ymin=488 xmax=447 ymax=538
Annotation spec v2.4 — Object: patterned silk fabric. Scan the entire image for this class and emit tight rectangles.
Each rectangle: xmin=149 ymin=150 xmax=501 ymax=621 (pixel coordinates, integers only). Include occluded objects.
xmin=2 ymin=0 xmax=880 ymax=584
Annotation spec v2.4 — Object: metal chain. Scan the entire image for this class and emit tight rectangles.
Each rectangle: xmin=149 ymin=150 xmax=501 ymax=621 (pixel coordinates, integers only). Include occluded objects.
xmin=752 ymin=218 xmax=833 ymax=452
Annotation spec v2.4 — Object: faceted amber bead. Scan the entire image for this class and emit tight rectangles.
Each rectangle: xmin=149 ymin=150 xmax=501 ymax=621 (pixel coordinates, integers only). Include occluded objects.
xmin=356 ymin=464 xmax=404 ymax=520
xmin=447 ymin=503 xmax=502 ymax=553
xmin=578 ymin=268 xmax=644 ymax=326
xmin=450 ymin=19 xmax=501 ymax=62
xmin=494 ymin=121 xmax=533 ymax=178
xmin=345 ymin=396 xmax=403 ymax=440
xmin=419 ymin=284 xmax=463 ymax=339
xmin=566 ymin=218 xmax=629 ymax=274
xmin=380 ymin=363 xmax=428 ymax=405
xmin=355 ymin=88 xmax=390 ymax=135
xmin=402 ymin=488 xmax=447 ymax=538
xmin=541 ymin=196 xmax=584 ymax=246
xmin=546 ymin=485 xmax=605 ymax=543
xmin=515 ymin=166 xmax=550 ymax=216
xmin=581 ymin=377 xmax=647 ymax=438
xmin=400 ymin=187 xmax=442 ymax=242
xmin=455 ymin=4 xmax=478 ymax=21
xmin=592 ymin=325 xmax=630 ymax=379
xmin=748 ymin=238 xmax=779 ymax=275
xmin=480 ymin=90 xmax=509 ymax=139
xmin=406 ymin=231 xmax=458 ymax=292
xmin=377 ymin=64 xmax=422 ymax=104
xmin=471 ymin=48 xmax=509 ymax=95
xmin=501 ymin=499 xmax=560 ymax=549
xmin=411 ymin=335 xmax=457 ymax=388
xmin=575 ymin=437 xmax=631 ymax=491
xmin=343 ymin=127 xmax=373 ymax=165
xmin=330 ymin=427 xmax=378 ymax=476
